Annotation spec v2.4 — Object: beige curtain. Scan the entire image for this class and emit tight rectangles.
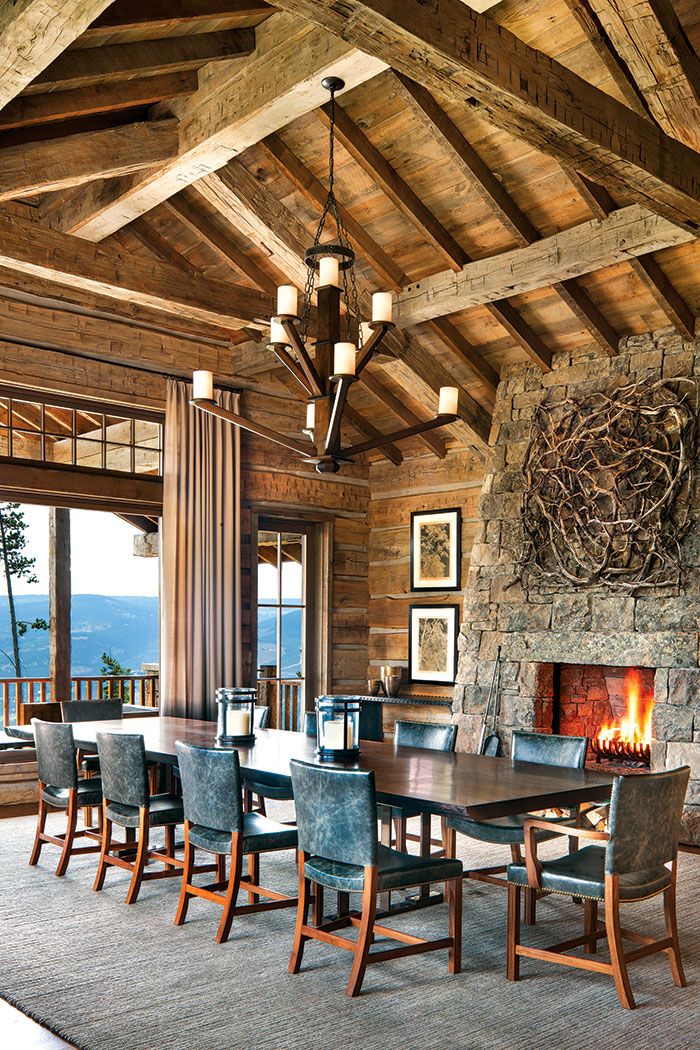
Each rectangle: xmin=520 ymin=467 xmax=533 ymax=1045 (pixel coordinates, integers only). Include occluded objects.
xmin=160 ymin=379 xmax=242 ymax=719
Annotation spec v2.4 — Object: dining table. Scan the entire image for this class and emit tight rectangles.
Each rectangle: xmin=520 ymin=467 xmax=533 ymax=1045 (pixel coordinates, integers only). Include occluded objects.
xmin=13 ymin=715 xmax=614 ymax=914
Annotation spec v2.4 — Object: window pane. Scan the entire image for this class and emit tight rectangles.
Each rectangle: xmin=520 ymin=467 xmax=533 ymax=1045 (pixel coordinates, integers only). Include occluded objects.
xmin=11 ymin=400 xmax=41 ymax=431
xmin=75 ymin=409 xmax=103 ymax=438
xmin=257 ymin=606 xmax=278 ymax=676
xmin=11 ymin=430 xmax=41 ymax=459
xmin=76 ymin=438 xmax=103 ymax=469
xmin=0 ymin=428 xmax=8 ymax=455
xmin=257 ymin=531 xmax=279 ymax=602
xmin=0 ymin=399 xmax=9 ymax=427
xmin=135 ymin=419 xmax=161 ymax=448
xmin=135 ymin=446 xmax=160 ymax=474
xmin=105 ymin=415 xmax=133 ymax=444
xmin=105 ymin=443 xmax=131 ymax=472
xmin=46 ymin=436 xmax=73 ymax=464
xmin=44 ymin=405 xmax=73 ymax=436
xmin=281 ymin=533 xmax=303 ymax=605
xmin=280 ymin=606 xmax=303 ymax=679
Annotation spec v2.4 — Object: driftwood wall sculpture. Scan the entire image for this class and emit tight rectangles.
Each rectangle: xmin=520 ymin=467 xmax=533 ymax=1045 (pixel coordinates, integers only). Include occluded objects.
xmin=523 ymin=377 xmax=697 ymax=590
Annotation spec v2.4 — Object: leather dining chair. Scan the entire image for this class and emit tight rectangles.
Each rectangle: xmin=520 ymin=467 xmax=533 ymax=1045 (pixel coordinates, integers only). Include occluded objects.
xmin=444 ymin=730 xmax=589 ymax=924
xmin=29 ymin=719 xmax=103 ymax=877
xmin=174 ymin=741 xmax=298 ymax=943
xmin=61 ymin=699 xmax=123 ymax=824
xmin=302 ymin=711 xmax=317 ymax=736
xmin=93 ymin=731 xmax=193 ymax=904
xmin=392 ymin=720 xmax=457 ymax=855
xmin=288 ymin=758 xmax=463 ymax=997
xmin=254 ymin=705 xmax=271 ymax=729
xmin=507 ymin=765 xmax=690 ymax=1009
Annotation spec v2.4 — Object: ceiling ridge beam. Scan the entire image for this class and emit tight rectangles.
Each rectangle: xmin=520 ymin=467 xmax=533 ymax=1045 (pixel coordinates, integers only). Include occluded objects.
xmin=80 ymin=1 xmax=274 ymax=43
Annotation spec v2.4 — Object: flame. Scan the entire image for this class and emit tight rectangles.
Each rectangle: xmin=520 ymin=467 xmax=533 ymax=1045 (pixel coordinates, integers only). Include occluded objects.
xmin=596 ymin=669 xmax=653 ymax=752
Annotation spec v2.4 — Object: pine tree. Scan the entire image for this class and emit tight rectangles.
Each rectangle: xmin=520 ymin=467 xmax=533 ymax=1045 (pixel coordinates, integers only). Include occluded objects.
xmin=0 ymin=503 xmax=48 ymax=677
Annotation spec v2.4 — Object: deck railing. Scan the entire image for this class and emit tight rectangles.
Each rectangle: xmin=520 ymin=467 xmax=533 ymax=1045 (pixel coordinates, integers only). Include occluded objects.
xmin=256 ymin=679 xmax=304 ymax=732
xmin=1 ymin=674 xmax=159 ymax=725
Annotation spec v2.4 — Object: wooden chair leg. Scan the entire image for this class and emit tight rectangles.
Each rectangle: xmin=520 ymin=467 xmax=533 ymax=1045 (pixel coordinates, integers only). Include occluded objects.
xmin=507 ymin=883 xmax=520 ymax=981
xmin=664 ymin=868 xmax=686 ymax=988
xmin=125 ymin=810 xmax=149 ymax=905
xmin=448 ymin=876 xmax=462 ymax=974
xmin=216 ymin=834 xmax=242 ymax=944
xmin=312 ymin=881 xmax=324 ymax=927
xmin=524 ymin=886 xmax=537 ymax=926
xmin=443 ymin=824 xmax=456 ymax=859
xmin=216 ymin=852 xmax=226 ymax=883
xmin=174 ymin=824 xmax=195 ymax=927
xmin=29 ymin=789 xmax=47 ymax=866
xmin=247 ymin=851 xmax=260 ymax=904
xmin=583 ymin=900 xmax=598 ymax=954
xmin=164 ymin=824 xmax=176 ymax=869
xmin=93 ymin=804 xmax=112 ymax=891
xmin=394 ymin=815 xmax=407 ymax=853
xmin=346 ymin=868 xmax=378 ymax=998
xmin=289 ymin=851 xmax=311 ymax=974
xmin=605 ymin=875 xmax=635 ymax=1009
xmin=55 ymin=791 xmax=78 ymax=878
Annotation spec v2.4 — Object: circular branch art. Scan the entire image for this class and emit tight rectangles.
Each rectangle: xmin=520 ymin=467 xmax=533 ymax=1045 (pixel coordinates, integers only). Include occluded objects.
xmin=523 ymin=377 xmax=697 ymax=590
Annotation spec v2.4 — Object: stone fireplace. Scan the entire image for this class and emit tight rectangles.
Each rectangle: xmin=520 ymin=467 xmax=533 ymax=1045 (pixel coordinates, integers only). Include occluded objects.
xmin=453 ymin=327 xmax=700 ymax=843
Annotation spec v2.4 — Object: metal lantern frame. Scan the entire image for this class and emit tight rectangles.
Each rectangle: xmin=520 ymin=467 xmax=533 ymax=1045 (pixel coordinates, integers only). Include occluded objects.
xmin=215 ymin=687 xmax=257 ymax=745
xmin=315 ymin=694 xmax=361 ymax=762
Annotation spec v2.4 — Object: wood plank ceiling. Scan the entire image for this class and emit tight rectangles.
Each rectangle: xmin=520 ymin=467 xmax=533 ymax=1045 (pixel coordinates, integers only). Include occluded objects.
xmin=0 ymin=0 xmax=699 ymax=462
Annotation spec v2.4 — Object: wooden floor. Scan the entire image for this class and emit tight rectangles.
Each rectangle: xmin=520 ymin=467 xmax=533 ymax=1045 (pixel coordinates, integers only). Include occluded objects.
xmin=0 ymin=999 xmax=76 ymax=1049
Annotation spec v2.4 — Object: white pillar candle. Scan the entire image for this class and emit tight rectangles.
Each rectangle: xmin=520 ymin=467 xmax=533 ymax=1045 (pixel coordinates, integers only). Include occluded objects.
xmin=323 ymin=718 xmax=352 ymax=749
xmin=333 ymin=342 xmax=356 ymax=376
xmin=226 ymin=708 xmax=251 ymax=737
xmin=318 ymin=256 xmax=339 ymax=287
xmin=277 ymin=285 xmax=298 ymax=316
xmin=270 ymin=320 xmax=288 ymax=344
xmin=305 ymin=401 xmax=316 ymax=429
xmin=360 ymin=321 xmax=372 ymax=347
xmin=438 ymin=386 xmax=459 ymax=416
xmin=371 ymin=291 xmax=393 ymax=323
xmin=192 ymin=370 xmax=213 ymax=400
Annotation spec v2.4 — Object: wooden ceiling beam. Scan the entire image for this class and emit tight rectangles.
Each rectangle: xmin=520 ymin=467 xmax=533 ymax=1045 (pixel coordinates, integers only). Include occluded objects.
xmin=588 ymin=0 xmax=700 ymax=151
xmin=0 ymin=120 xmax=179 ymax=202
xmin=163 ymin=191 xmax=280 ymax=292
xmin=395 ymin=205 xmax=695 ymax=328
xmin=270 ymin=0 xmax=700 ymax=230
xmin=258 ymin=132 xmax=407 ymax=290
xmin=26 ymin=30 xmax=255 ymax=95
xmin=565 ymin=170 xmax=697 ymax=340
xmin=80 ymin=0 xmax=273 ymax=43
xmin=0 ymin=72 xmax=199 ymax=132
xmin=0 ymin=0 xmax=114 ymax=111
xmin=393 ymin=72 xmax=619 ymax=356
xmin=42 ymin=14 xmax=386 ymax=240
xmin=427 ymin=318 xmax=498 ymax=392
xmin=124 ymin=217 xmax=202 ymax=276
xmin=0 ymin=210 xmax=274 ymax=329
xmin=561 ymin=0 xmax=649 ymax=115
xmin=359 ymin=368 xmax=448 ymax=458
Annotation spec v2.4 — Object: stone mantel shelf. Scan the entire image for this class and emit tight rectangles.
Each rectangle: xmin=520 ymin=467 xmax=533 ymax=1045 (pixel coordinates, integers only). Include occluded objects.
xmin=502 ymin=631 xmax=698 ymax=669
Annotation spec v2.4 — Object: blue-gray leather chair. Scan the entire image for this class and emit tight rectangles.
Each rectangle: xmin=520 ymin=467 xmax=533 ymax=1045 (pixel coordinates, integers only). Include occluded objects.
xmin=392 ymin=720 xmax=457 ymax=855
xmin=302 ymin=711 xmax=317 ymax=736
xmin=254 ymin=705 xmax=271 ymax=729
xmin=445 ymin=730 xmax=589 ymax=924
xmin=93 ymin=731 xmax=186 ymax=904
xmin=61 ymin=700 xmax=123 ymax=820
xmin=29 ymin=719 xmax=103 ymax=876
xmin=507 ymin=765 xmax=690 ymax=1009
xmin=288 ymin=758 xmax=463 ymax=997
xmin=174 ymin=741 xmax=298 ymax=943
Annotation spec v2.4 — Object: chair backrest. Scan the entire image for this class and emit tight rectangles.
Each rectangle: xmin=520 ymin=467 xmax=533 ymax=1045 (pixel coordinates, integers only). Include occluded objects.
xmin=606 ymin=766 xmax=690 ymax=876
xmin=61 ymin=699 xmax=123 ymax=723
xmin=33 ymin=719 xmax=77 ymax=790
xmin=302 ymin=711 xmax=317 ymax=737
xmin=96 ymin=732 xmax=149 ymax=807
xmin=512 ymin=730 xmax=588 ymax=769
xmin=290 ymin=759 xmax=378 ymax=867
xmin=254 ymin=705 xmax=271 ymax=729
xmin=176 ymin=742 xmax=243 ymax=833
xmin=395 ymin=719 xmax=457 ymax=752
xmin=20 ymin=701 xmax=62 ymax=726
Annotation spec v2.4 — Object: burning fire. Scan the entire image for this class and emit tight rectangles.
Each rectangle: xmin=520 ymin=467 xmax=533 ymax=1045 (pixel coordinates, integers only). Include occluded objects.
xmin=595 ymin=669 xmax=653 ymax=757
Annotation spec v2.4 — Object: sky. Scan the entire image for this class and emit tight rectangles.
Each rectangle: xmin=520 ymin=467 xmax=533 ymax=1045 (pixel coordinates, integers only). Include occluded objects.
xmin=0 ymin=504 xmax=159 ymax=597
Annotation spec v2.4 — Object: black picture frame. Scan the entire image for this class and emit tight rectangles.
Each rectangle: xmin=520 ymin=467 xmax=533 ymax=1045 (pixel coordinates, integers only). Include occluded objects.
xmin=408 ymin=603 xmax=459 ymax=686
xmin=410 ymin=507 xmax=461 ymax=592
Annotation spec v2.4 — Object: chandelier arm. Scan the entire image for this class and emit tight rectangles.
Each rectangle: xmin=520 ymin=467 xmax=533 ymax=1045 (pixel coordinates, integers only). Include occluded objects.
xmin=192 ymin=399 xmax=314 ymax=457
xmin=339 ymin=414 xmax=459 ymax=459
xmin=282 ymin=319 xmax=324 ymax=395
xmin=323 ymin=376 xmax=354 ymax=456
xmin=270 ymin=346 xmax=315 ymax=396
xmin=355 ymin=323 xmax=392 ymax=375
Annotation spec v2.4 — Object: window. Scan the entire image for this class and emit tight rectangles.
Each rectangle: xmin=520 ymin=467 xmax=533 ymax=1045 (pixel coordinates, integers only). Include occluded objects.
xmin=0 ymin=389 xmax=163 ymax=477
xmin=256 ymin=520 xmax=318 ymax=730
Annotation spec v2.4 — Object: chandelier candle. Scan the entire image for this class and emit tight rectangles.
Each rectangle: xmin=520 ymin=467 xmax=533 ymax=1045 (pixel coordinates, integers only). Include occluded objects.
xmin=439 ymin=386 xmax=459 ymax=416
xmin=305 ymin=402 xmax=316 ymax=430
xmin=270 ymin=320 xmax=288 ymax=345
xmin=372 ymin=291 xmax=393 ymax=323
xmin=333 ymin=342 xmax=356 ymax=376
xmin=277 ymin=285 xmax=298 ymax=316
xmin=192 ymin=370 xmax=213 ymax=401
xmin=318 ymin=256 xmax=339 ymax=287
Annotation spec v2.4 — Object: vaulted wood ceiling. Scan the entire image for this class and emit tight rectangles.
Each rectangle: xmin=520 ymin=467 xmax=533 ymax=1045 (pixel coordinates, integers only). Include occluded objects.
xmin=1 ymin=0 xmax=700 ymax=463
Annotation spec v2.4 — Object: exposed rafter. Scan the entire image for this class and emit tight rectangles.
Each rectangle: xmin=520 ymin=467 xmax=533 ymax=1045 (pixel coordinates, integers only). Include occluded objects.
xmin=79 ymin=0 xmax=274 ymax=44
xmin=359 ymin=369 xmax=448 ymax=458
xmin=561 ymin=0 xmax=648 ymax=115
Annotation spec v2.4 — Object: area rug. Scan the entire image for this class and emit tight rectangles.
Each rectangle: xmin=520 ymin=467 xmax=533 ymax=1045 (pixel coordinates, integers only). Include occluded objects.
xmin=1 ymin=808 xmax=698 ymax=1050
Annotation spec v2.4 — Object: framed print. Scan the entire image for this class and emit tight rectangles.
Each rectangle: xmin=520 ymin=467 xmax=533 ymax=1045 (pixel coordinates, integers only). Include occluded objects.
xmin=410 ymin=507 xmax=461 ymax=591
xmin=408 ymin=604 xmax=459 ymax=686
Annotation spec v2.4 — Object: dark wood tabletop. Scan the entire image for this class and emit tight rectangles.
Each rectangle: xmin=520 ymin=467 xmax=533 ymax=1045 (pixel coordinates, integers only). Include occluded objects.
xmin=14 ymin=716 xmax=614 ymax=820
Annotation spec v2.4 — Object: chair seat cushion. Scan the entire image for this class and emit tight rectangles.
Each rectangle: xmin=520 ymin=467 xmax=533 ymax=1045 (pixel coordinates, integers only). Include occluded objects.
xmin=42 ymin=778 xmax=103 ymax=808
xmin=106 ymin=793 xmax=183 ymax=828
xmin=188 ymin=812 xmax=298 ymax=855
xmin=507 ymin=844 xmax=672 ymax=902
xmin=305 ymin=843 xmax=463 ymax=894
xmin=80 ymin=754 xmax=101 ymax=773
xmin=242 ymin=774 xmax=294 ymax=802
xmin=447 ymin=810 xmax=573 ymax=846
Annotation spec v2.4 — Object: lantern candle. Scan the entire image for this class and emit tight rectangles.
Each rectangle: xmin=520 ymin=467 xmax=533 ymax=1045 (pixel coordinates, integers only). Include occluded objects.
xmin=305 ymin=401 xmax=316 ymax=429
xmin=318 ymin=256 xmax=339 ymax=287
xmin=323 ymin=718 xmax=352 ymax=750
xmin=371 ymin=291 xmax=393 ymax=323
xmin=276 ymin=285 xmax=298 ymax=317
xmin=226 ymin=708 xmax=251 ymax=737
xmin=333 ymin=342 xmax=356 ymax=376
xmin=270 ymin=320 xmax=288 ymax=345
xmin=438 ymin=386 xmax=459 ymax=416
xmin=192 ymin=370 xmax=213 ymax=401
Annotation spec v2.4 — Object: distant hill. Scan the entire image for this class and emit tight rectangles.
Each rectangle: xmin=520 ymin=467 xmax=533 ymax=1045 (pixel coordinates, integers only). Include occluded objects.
xmin=0 ymin=593 xmax=159 ymax=678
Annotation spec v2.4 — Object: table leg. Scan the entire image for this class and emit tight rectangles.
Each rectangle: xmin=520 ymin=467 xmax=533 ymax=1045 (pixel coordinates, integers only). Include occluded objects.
xmin=379 ymin=805 xmax=392 ymax=913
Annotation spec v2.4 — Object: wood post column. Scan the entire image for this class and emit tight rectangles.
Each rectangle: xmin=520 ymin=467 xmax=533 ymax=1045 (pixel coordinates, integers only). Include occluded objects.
xmin=49 ymin=508 xmax=71 ymax=702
